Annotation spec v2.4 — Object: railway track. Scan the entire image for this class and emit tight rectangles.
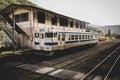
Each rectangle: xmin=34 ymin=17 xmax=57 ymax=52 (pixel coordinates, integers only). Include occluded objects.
xmin=0 ymin=40 xmax=120 ymax=80
xmin=49 ymin=40 xmax=119 ymax=69
xmin=80 ymin=46 xmax=120 ymax=80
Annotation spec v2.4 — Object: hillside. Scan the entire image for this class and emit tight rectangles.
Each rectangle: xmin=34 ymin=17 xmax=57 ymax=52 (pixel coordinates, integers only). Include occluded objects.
xmin=0 ymin=0 xmax=36 ymax=11
xmin=98 ymin=25 xmax=120 ymax=35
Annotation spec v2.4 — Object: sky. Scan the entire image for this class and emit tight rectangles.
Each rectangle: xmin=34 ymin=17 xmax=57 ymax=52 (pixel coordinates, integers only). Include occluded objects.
xmin=29 ymin=0 xmax=120 ymax=26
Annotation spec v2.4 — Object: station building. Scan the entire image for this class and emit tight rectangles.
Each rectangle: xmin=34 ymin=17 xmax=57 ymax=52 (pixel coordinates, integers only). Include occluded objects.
xmin=0 ymin=4 xmax=88 ymax=49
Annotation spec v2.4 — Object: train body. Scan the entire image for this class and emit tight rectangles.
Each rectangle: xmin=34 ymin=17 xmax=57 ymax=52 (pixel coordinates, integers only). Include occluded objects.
xmin=34 ymin=29 xmax=98 ymax=55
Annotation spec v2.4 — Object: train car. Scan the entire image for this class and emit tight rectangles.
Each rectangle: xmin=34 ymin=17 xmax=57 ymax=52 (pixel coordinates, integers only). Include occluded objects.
xmin=34 ymin=29 xmax=98 ymax=56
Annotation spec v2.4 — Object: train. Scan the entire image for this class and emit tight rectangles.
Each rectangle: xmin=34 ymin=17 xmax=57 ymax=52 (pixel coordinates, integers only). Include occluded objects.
xmin=34 ymin=29 xmax=98 ymax=56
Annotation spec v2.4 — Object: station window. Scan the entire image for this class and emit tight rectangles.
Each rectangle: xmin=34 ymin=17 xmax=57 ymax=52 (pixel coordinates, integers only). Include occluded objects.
xmin=80 ymin=22 xmax=82 ymax=29
xmin=52 ymin=16 xmax=57 ymax=25
xmin=37 ymin=11 xmax=45 ymax=23
xmin=59 ymin=17 xmax=68 ymax=27
xmin=80 ymin=22 xmax=86 ymax=29
xmin=35 ymin=33 xmax=39 ymax=38
xmin=45 ymin=32 xmax=53 ymax=38
xmin=15 ymin=12 xmax=29 ymax=22
xmin=82 ymin=22 xmax=86 ymax=29
xmin=76 ymin=22 xmax=78 ymax=28
xmin=70 ymin=20 xmax=73 ymax=28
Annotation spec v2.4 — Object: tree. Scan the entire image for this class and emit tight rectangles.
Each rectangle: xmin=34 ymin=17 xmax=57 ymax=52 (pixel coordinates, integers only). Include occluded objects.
xmin=108 ymin=29 xmax=111 ymax=36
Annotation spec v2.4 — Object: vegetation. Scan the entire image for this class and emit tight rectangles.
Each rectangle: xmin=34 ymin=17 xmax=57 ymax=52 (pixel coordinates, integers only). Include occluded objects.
xmin=86 ymin=26 xmax=102 ymax=34
xmin=0 ymin=0 xmax=36 ymax=11
xmin=105 ymin=29 xmax=120 ymax=39
xmin=105 ymin=29 xmax=112 ymax=39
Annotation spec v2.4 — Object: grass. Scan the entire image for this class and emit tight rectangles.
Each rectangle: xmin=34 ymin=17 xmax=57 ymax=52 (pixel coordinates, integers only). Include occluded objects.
xmin=0 ymin=50 xmax=23 ymax=56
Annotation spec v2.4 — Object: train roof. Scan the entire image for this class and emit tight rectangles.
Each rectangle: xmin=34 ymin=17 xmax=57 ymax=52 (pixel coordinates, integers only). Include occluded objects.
xmin=0 ymin=4 xmax=89 ymax=24
xmin=42 ymin=29 xmax=93 ymax=34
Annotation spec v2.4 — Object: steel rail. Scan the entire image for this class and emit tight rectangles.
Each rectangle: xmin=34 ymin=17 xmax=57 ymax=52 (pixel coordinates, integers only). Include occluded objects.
xmin=104 ymin=53 xmax=120 ymax=80
xmin=81 ymin=46 xmax=120 ymax=80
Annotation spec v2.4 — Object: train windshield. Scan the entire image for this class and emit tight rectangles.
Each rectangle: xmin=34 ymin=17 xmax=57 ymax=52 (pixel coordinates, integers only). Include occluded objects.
xmin=45 ymin=32 xmax=53 ymax=38
xmin=35 ymin=33 xmax=39 ymax=38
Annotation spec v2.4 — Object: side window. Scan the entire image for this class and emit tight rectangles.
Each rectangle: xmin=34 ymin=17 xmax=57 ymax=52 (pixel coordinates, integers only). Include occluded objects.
xmin=40 ymin=34 xmax=44 ymax=39
xmin=15 ymin=12 xmax=29 ymax=22
xmin=69 ymin=35 xmax=71 ymax=40
xmin=88 ymin=35 xmax=90 ymax=39
xmin=75 ymin=35 xmax=78 ymax=40
xmin=62 ymin=34 xmax=65 ymax=41
xmin=58 ymin=34 xmax=60 ymax=40
xmin=45 ymin=33 xmax=53 ymax=38
xmin=82 ymin=35 xmax=84 ymax=39
xmin=70 ymin=20 xmax=74 ymax=28
xmin=91 ymin=35 xmax=93 ymax=39
xmin=35 ymin=33 xmax=39 ymax=38
xmin=85 ymin=35 xmax=87 ymax=39
xmin=37 ymin=11 xmax=45 ymax=23
xmin=52 ymin=16 xmax=57 ymax=25
xmin=54 ymin=33 xmax=57 ymax=37
xmin=79 ymin=35 xmax=81 ymax=39
xmin=71 ymin=35 xmax=74 ymax=40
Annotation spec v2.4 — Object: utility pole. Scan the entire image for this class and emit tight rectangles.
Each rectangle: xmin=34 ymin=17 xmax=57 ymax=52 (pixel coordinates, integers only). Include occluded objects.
xmin=12 ymin=6 xmax=16 ymax=54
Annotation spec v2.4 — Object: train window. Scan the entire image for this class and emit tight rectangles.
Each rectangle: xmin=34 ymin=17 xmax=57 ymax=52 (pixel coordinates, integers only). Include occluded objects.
xmin=88 ymin=35 xmax=90 ymax=39
xmin=69 ymin=35 xmax=71 ymax=40
xmin=54 ymin=33 xmax=57 ymax=37
xmin=45 ymin=33 xmax=53 ymax=38
xmin=52 ymin=16 xmax=57 ymax=25
xmin=40 ymin=34 xmax=44 ymax=39
xmin=71 ymin=35 xmax=74 ymax=40
xmin=37 ymin=11 xmax=45 ymax=23
xmin=91 ymin=35 xmax=93 ymax=39
xmin=62 ymin=34 xmax=65 ymax=41
xmin=58 ymin=34 xmax=60 ymax=40
xmin=35 ymin=33 xmax=39 ymax=38
xmin=82 ymin=35 xmax=84 ymax=39
xmin=75 ymin=35 xmax=78 ymax=40
xmin=79 ymin=35 xmax=82 ymax=39
xmin=85 ymin=35 xmax=87 ymax=39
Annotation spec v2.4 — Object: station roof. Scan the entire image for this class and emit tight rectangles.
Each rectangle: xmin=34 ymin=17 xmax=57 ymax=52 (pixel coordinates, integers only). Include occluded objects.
xmin=0 ymin=4 xmax=89 ymax=24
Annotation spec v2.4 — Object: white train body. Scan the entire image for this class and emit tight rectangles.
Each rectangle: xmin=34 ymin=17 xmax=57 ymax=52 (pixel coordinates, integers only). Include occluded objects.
xmin=34 ymin=29 xmax=98 ymax=55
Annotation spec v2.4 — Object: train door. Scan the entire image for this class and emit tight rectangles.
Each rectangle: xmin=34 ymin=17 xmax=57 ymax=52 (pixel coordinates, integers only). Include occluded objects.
xmin=39 ymin=33 xmax=44 ymax=50
xmin=58 ymin=33 xmax=65 ymax=50
xmin=34 ymin=33 xmax=40 ymax=50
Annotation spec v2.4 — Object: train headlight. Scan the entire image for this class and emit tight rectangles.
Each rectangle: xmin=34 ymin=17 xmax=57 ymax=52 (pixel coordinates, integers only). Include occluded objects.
xmin=46 ymin=47 xmax=50 ymax=49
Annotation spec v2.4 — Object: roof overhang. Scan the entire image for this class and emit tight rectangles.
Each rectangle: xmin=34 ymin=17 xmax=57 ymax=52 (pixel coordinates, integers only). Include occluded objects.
xmin=0 ymin=4 xmax=89 ymax=24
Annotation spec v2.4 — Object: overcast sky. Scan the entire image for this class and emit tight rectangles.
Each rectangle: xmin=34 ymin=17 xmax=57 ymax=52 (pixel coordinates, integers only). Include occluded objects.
xmin=29 ymin=0 xmax=120 ymax=26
